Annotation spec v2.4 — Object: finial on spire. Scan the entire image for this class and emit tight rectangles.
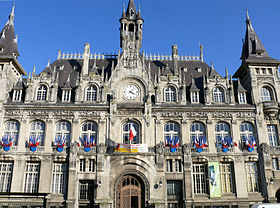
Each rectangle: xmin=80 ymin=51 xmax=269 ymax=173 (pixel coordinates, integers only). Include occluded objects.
xmin=211 ymin=61 xmax=214 ymax=69
xmin=1 ymin=29 xmax=5 ymax=39
xmin=7 ymin=3 xmax=15 ymax=25
xmin=32 ymin=65 xmax=36 ymax=76
xmin=199 ymin=42 xmax=204 ymax=62
xmin=245 ymin=9 xmax=251 ymax=26
xmin=14 ymin=34 xmax=18 ymax=43
xmin=47 ymin=59 xmax=50 ymax=67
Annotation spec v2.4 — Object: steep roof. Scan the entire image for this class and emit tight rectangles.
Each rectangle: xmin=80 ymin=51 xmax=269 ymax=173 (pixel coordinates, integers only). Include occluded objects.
xmin=126 ymin=0 xmax=137 ymax=19
xmin=0 ymin=4 xmax=19 ymax=58
xmin=240 ymin=10 xmax=279 ymax=64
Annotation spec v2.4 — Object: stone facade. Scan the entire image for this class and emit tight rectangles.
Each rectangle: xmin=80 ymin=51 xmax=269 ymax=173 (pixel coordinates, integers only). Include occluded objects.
xmin=0 ymin=1 xmax=280 ymax=208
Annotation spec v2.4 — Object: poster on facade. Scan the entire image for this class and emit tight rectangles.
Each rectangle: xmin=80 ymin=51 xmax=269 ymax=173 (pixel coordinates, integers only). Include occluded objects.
xmin=208 ymin=162 xmax=221 ymax=198
xmin=115 ymin=144 xmax=148 ymax=153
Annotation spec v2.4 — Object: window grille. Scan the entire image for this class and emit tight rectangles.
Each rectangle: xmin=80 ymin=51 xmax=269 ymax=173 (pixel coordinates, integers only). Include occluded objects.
xmin=24 ymin=162 xmax=40 ymax=193
xmin=4 ymin=120 xmax=19 ymax=146
xmin=165 ymin=87 xmax=176 ymax=102
xmin=36 ymin=85 xmax=47 ymax=101
xmin=245 ymin=162 xmax=259 ymax=192
xmin=86 ymin=86 xmax=97 ymax=102
xmin=213 ymin=87 xmax=225 ymax=103
xmin=52 ymin=163 xmax=67 ymax=194
xmin=193 ymin=164 xmax=208 ymax=194
xmin=0 ymin=161 xmax=13 ymax=192
xmin=30 ymin=121 xmax=45 ymax=146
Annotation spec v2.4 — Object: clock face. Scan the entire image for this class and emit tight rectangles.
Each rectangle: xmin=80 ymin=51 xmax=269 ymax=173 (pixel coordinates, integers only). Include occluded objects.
xmin=123 ymin=84 xmax=139 ymax=100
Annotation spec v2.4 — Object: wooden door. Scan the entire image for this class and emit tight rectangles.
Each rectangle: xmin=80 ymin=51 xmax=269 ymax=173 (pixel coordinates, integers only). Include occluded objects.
xmin=117 ymin=176 xmax=142 ymax=208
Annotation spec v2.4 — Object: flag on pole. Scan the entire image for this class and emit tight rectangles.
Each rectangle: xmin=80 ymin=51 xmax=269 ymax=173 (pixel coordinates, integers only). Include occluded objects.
xmin=129 ymin=123 xmax=137 ymax=142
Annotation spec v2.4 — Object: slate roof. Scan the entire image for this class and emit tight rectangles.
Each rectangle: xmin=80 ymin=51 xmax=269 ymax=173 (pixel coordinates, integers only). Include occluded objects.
xmin=0 ymin=4 xmax=19 ymax=58
xmin=240 ymin=10 xmax=279 ymax=64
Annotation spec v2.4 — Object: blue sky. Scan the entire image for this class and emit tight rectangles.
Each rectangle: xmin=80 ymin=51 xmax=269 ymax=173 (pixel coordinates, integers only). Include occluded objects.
xmin=0 ymin=0 xmax=279 ymax=76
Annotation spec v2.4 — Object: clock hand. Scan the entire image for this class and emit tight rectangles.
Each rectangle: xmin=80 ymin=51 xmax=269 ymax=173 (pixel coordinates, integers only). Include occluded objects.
xmin=129 ymin=90 xmax=135 ymax=95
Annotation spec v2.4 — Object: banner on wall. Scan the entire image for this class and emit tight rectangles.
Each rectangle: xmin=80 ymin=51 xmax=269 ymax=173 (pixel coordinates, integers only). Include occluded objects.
xmin=208 ymin=162 xmax=221 ymax=198
xmin=115 ymin=143 xmax=148 ymax=153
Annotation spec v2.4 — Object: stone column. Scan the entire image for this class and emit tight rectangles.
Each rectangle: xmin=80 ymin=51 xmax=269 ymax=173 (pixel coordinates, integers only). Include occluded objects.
xmin=38 ymin=157 xmax=52 ymax=193
xmin=10 ymin=158 xmax=25 ymax=192
xmin=18 ymin=117 xmax=29 ymax=152
xmin=45 ymin=119 xmax=55 ymax=153
xmin=234 ymin=159 xmax=248 ymax=199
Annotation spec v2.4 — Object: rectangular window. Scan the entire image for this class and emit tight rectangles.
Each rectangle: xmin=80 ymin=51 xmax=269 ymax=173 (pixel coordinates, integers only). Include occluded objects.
xmin=79 ymin=181 xmax=95 ymax=200
xmin=62 ymin=90 xmax=71 ymax=102
xmin=238 ymin=92 xmax=247 ymax=104
xmin=12 ymin=90 xmax=22 ymax=102
xmin=80 ymin=159 xmax=86 ymax=172
xmin=167 ymin=180 xmax=182 ymax=201
xmin=89 ymin=159 xmax=95 ymax=172
xmin=166 ymin=159 xmax=173 ymax=172
xmin=261 ymin=68 xmax=266 ymax=74
xmin=52 ymin=163 xmax=67 ymax=194
xmin=175 ymin=159 xmax=182 ymax=172
xmin=268 ymin=68 xmax=273 ymax=75
xmin=0 ymin=161 xmax=13 ymax=192
xmin=220 ymin=163 xmax=234 ymax=193
xmin=245 ymin=162 xmax=259 ymax=192
xmin=256 ymin=68 xmax=260 ymax=74
xmin=191 ymin=92 xmax=199 ymax=103
xmin=24 ymin=162 xmax=40 ymax=193
xmin=193 ymin=164 xmax=208 ymax=194
xmin=272 ymin=158 xmax=279 ymax=170
xmin=268 ymin=125 xmax=279 ymax=146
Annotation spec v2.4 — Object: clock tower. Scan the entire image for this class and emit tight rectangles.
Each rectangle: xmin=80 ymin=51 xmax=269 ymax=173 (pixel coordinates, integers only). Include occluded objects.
xmin=119 ymin=0 xmax=144 ymax=69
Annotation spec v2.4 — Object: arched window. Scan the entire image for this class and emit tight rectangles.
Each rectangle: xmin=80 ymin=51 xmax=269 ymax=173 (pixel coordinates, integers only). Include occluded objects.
xmin=81 ymin=121 xmax=98 ymax=143
xmin=213 ymin=87 xmax=225 ymax=103
xmin=215 ymin=122 xmax=230 ymax=146
xmin=86 ymin=86 xmax=97 ymax=102
xmin=128 ymin=23 xmax=134 ymax=32
xmin=4 ymin=120 xmax=20 ymax=146
xmin=122 ymin=122 xmax=140 ymax=144
xmin=190 ymin=122 xmax=206 ymax=145
xmin=164 ymin=122 xmax=180 ymax=144
xmin=240 ymin=122 xmax=255 ymax=147
xmin=165 ymin=87 xmax=176 ymax=103
xmin=261 ymin=87 xmax=273 ymax=102
xmin=55 ymin=121 xmax=71 ymax=146
xmin=36 ymin=85 xmax=47 ymax=101
xmin=30 ymin=121 xmax=45 ymax=146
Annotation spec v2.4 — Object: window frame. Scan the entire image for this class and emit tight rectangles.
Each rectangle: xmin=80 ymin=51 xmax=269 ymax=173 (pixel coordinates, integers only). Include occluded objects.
xmin=213 ymin=87 xmax=225 ymax=103
xmin=215 ymin=122 xmax=230 ymax=147
xmin=191 ymin=91 xmax=199 ymax=104
xmin=165 ymin=86 xmax=176 ymax=103
xmin=4 ymin=120 xmax=20 ymax=146
xmin=240 ymin=122 xmax=255 ymax=148
xmin=238 ymin=92 xmax=247 ymax=104
xmin=36 ymin=85 xmax=48 ymax=101
xmin=261 ymin=87 xmax=273 ymax=102
xmin=55 ymin=121 xmax=71 ymax=146
xmin=245 ymin=162 xmax=259 ymax=193
xmin=267 ymin=125 xmax=279 ymax=147
xmin=164 ymin=122 xmax=180 ymax=146
xmin=29 ymin=121 xmax=45 ymax=146
xmin=193 ymin=163 xmax=208 ymax=194
xmin=122 ymin=121 xmax=141 ymax=144
xmin=24 ymin=162 xmax=40 ymax=193
xmin=12 ymin=89 xmax=22 ymax=102
xmin=81 ymin=121 xmax=98 ymax=145
xmin=62 ymin=89 xmax=71 ymax=102
xmin=0 ymin=161 xmax=13 ymax=192
xmin=190 ymin=122 xmax=207 ymax=146
xmin=220 ymin=163 xmax=234 ymax=193
xmin=52 ymin=163 xmax=68 ymax=194
xmin=85 ymin=85 xmax=98 ymax=102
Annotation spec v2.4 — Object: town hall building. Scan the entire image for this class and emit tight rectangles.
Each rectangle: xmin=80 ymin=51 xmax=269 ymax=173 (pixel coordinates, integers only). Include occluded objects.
xmin=0 ymin=0 xmax=280 ymax=208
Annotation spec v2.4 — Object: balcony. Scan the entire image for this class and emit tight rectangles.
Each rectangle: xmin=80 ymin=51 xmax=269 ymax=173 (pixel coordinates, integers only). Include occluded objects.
xmin=263 ymin=101 xmax=279 ymax=118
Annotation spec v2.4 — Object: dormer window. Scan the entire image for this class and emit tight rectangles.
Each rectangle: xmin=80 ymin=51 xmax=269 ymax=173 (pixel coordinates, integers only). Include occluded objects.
xmin=86 ymin=86 xmax=98 ymax=102
xmin=12 ymin=90 xmax=22 ymax=102
xmin=238 ymin=92 xmax=247 ymax=104
xmin=165 ymin=87 xmax=176 ymax=103
xmin=213 ymin=87 xmax=225 ymax=103
xmin=36 ymin=85 xmax=47 ymax=101
xmin=62 ymin=90 xmax=71 ymax=102
xmin=191 ymin=92 xmax=199 ymax=104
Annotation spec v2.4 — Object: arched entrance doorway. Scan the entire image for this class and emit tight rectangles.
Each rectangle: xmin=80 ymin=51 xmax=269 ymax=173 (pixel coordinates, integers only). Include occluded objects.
xmin=116 ymin=175 xmax=145 ymax=208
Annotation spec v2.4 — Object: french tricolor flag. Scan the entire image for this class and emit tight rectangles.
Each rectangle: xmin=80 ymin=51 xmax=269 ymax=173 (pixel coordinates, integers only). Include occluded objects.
xmin=129 ymin=123 xmax=137 ymax=142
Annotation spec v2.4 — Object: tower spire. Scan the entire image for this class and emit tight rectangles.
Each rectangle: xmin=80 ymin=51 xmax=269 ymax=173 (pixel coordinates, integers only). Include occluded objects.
xmin=8 ymin=3 xmax=15 ymax=25
xmin=126 ymin=0 xmax=137 ymax=19
xmin=240 ymin=9 xmax=272 ymax=62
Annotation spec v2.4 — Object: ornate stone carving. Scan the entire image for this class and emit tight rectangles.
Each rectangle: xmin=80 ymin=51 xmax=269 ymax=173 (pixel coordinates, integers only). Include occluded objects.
xmin=260 ymin=142 xmax=270 ymax=155
xmin=97 ymin=143 xmax=106 ymax=155
xmin=183 ymin=143 xmax=191 ymax=155
xmin=156 ymin=142 xmax=164 ymax=155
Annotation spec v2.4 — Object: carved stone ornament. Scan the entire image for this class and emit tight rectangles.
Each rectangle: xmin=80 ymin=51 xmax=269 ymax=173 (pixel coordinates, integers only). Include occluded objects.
xmin=260 ymin=142 xmax=270 ymax=155
xmin=97 ymin=143 xmax=106 ymax=155
xmin=70 ymin=141 xmax=79 ymax=155
xmin=183 ymin=144 xmax=191 ymax=155
xmin=156 ymin=142 xmax=164 ymax=155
